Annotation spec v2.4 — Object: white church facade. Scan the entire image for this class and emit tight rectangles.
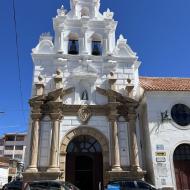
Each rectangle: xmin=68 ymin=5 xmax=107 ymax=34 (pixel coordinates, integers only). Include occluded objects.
xmin=23 ymin=0 xmax=190 ymax=190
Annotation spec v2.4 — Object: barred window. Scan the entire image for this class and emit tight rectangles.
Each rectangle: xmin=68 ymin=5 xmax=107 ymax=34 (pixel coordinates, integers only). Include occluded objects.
xmin=15 ymin=145 xmax=23 ymax=150
xmin=14 ymin=154 xmax=22 ymax=160
xmin=5 ymin=146 xmax=14 ymax=150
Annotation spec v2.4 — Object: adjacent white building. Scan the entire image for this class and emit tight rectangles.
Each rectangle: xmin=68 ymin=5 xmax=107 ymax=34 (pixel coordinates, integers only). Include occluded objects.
xmin=0 ymin=133 xmax=27 ymax=162
xmin=139 ymin=77 xmax=190 ymax=190
xmin=0 ymin=158 xmax=9 ymax=189
xmin=23 ymin=1 xmax=190 ymax=190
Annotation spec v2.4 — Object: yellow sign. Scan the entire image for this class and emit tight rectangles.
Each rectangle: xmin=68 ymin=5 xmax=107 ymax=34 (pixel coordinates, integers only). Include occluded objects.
xmin=155 ymin=152 xmax=166 ymax=156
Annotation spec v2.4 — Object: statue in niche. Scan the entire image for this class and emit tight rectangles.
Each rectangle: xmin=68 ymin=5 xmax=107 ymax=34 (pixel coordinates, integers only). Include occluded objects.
xmin=81 ymin=90 xmax=88 ymax=100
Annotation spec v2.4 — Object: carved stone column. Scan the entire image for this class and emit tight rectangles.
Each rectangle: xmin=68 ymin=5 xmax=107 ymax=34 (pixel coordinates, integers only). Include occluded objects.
xmin=110 ymin=117 xmax=122 ymax=171
xmin=47 ymin=113 xmax=62 ymax=172
xmin=25 ymin=113 xmax=41 ymax=172
xmin=128 ymin=107 xmax=142 ymax=172
xmin=109 ymin=103 xmax=122 ymax=171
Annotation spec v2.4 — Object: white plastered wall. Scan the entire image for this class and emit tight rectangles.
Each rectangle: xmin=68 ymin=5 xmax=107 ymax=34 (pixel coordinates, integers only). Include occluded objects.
xmin=38 ymin=117 xmax=51 ymax=167
xmin=35 ymin=115 xmax=131 ymax=169
xmin=145 ymin=91 xmax=190 ymax=189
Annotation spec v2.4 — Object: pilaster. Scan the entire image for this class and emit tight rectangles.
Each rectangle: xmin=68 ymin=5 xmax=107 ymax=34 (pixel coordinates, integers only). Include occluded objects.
xmin=108 ymin=102 xmax=122 ymax=171
xmin=58 ymin=31 xmax=64 ymax=53
xmin=81 ymin=27 xmax=88 ymax=54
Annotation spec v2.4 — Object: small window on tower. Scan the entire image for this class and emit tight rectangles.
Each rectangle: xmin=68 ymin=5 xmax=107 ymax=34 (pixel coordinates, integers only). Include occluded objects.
xmin=68 ymin=40 xmax=79 ymax=55
xmin=68 ymin=33 xmax=79 ymax=55
xmin=81 ymin=90 xmax=88 ymax=100
xmin=92 ymin=41 xmax=102 ymax=56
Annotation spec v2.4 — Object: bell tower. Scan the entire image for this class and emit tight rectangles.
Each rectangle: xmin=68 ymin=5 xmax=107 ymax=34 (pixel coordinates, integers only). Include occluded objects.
xmin=53 ymin=0 xmax=117 ymax=55
xmin=70 ymin=0 xmax=100 ymax=19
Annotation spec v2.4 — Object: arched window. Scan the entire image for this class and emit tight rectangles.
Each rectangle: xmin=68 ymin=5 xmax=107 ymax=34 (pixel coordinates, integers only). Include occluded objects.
xmin=68 ymin=33 xmax=79 ymax=55
xmin=91 ymin=34 xmax=102 ymax=56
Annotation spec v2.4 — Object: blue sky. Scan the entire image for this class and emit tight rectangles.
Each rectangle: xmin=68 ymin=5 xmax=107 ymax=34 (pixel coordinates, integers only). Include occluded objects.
xmin=0 ymin=0 xmax=190 ymax=135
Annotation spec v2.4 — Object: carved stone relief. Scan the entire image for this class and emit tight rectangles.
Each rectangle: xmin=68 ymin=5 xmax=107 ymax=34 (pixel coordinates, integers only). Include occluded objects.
xmin=78 ymin=105 xmax=92 ymax=123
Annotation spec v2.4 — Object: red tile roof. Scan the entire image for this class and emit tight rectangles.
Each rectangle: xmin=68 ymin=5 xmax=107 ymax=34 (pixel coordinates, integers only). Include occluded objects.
xmin=140 ymin=77 xmax=190 ymax=91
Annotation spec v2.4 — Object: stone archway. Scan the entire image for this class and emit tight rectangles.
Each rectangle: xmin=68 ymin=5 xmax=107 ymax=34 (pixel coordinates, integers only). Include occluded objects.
xmin=60 ymin=127 xmax=110 ymax=184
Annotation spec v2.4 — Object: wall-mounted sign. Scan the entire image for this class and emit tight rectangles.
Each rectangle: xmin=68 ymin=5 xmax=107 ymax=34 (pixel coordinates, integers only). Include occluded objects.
xmin=157 ymin=163 xmax=168 ymax=177
xmin=156 ymin=144 xmax=164 ymax=151
xmin=155 ymin=152 xmax=166 ymax=156
xmin=156 ymin=157 xmax=166 ymax=162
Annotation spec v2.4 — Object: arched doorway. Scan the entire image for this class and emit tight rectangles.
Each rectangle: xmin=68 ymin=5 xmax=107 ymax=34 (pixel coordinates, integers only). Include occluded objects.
xmin=173 ymin=144 xmax=190 ymax=190
xmin=66 ymin=135 xmax=103 ymax=190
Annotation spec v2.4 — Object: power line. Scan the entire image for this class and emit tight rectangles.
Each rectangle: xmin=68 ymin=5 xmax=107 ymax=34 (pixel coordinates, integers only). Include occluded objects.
xmin=12 ymin=0 xmax=27 ymax=126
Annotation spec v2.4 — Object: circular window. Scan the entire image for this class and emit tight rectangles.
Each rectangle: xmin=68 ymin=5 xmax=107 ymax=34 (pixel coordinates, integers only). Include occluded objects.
xmin=171 ymin=104 xmax=190 ymax=126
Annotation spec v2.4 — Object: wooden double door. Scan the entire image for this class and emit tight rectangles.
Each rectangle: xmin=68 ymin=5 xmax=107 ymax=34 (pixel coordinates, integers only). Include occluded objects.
xmin=66 ymin=153 xmax=103 ymax=190
xmin=174 ymin=144 xmax=190 ymax=190
xmin=65 ymin=135 xmax=103 ymax=190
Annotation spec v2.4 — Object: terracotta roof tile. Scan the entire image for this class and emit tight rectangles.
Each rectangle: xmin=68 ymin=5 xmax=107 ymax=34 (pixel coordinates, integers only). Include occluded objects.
xmin=140 ymin=77 xmax=190 ymax=91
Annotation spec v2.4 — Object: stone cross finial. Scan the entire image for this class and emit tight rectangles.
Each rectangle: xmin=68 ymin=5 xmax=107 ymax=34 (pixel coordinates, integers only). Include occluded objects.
xmin=54 ymin=69 xmax=63 ymax=89
xmin=35 ymin=75 xmax=45 ymax=96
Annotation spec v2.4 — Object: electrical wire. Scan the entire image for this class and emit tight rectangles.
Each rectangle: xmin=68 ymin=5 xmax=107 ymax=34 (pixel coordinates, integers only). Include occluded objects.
xmin=12 ymin=0 xmax=27 ymax=126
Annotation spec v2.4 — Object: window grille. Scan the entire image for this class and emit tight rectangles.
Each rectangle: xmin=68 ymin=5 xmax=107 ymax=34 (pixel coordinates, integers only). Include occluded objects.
xmin=67 ymin=135 xmax=102 ymax=153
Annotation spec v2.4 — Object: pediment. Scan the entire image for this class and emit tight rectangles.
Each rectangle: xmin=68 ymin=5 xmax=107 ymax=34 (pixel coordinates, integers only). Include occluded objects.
xmin=96 ymin=87 xmax=138 ymax=105
xmin=32 ymin=37 xmax=54 ymax=54
xmin=70 ymin=60 xmax=98 ymax=79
